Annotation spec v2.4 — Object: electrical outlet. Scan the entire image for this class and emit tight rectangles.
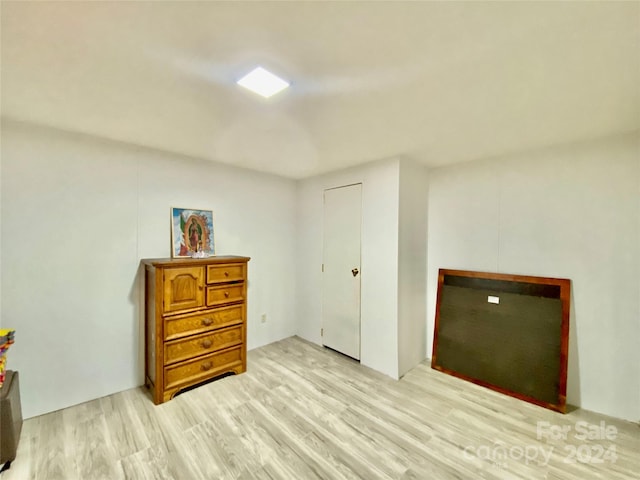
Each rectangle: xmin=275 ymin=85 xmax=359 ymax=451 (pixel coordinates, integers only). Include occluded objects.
xmin=261 ymin=314 xmax=267 ymax=323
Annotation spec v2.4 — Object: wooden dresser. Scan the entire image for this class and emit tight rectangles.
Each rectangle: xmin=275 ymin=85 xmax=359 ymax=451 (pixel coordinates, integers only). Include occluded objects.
xmin=142 ymin=256 xmax=250 ymax=404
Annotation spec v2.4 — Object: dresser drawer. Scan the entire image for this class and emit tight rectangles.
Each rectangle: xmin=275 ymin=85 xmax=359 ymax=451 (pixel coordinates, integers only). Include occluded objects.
xmin=164 ymin=345 xmax=243 ymax=389
xmin=206 ymin=283 xmax=244 ymax=307
xmin=164 ymin=325 xmax=243 ymax=366
xmin=164 ymin=305 xmax=243 ymax=340
xmin=207 ymin=264 xmax=246 ymax=284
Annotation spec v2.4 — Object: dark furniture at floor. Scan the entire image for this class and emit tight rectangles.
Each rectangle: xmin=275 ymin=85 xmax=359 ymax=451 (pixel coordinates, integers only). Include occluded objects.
xmin=0 ymin=370 xmax=23 ymax=467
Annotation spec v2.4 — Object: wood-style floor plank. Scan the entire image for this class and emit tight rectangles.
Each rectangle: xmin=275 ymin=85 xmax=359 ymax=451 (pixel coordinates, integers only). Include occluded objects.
xmin=5 ymin=336 xmax=640 ymax=480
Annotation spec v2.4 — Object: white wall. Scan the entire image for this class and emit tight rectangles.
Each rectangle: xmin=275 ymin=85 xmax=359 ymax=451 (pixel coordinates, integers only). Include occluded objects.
xmin=398 ymin=159 xmax=429 ymax=377
xmin=3 ymin=118 xmax=637 ymax=423
xmin=0 ymin=120 xmax=297 ymax=418
xmin=296 ymin=158 xmax=401 ymax=379
xmin=427 ymin=131 xmax=640 ymax=421
xmin=0 ymin=129 xmax=3 ymax=331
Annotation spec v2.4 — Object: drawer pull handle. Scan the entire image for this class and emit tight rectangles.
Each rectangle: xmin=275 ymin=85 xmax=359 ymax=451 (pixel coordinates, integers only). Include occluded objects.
xmin=201 ymin=362 xmax=213 ymax=371
xmin=224 ymin=291 xmax=230 ymax=298
xmin=201 ymin=318 xmax=213 ymax=326
xmin=201 ymin=339 xmax=213 ymax=349
xmin=224 ymin=271 xmax=229 ymax=277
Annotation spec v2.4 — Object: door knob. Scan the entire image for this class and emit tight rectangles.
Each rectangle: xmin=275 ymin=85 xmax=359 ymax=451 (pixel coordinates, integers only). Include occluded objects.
xmin=352 ymin=268 xmax=359 ymax=277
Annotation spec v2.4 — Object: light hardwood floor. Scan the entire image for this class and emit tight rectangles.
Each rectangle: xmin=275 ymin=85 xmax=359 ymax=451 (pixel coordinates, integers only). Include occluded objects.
xmin=5 ymin=336 xmax=639 ymax=479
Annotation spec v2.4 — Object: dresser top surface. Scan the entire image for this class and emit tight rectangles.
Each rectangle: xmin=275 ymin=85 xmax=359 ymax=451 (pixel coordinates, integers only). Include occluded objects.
xmin=141 ymin=255 xmax=250 ymax=268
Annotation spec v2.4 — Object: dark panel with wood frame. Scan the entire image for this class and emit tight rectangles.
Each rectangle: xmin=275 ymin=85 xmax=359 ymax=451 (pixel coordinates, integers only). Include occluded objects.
xmin=431 ymin=269 xmax=570 ymax=413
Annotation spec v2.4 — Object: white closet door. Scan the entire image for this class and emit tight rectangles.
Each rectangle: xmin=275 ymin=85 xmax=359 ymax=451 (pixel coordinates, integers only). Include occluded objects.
xmin=322 ymin=183 xmax=362 ymax=360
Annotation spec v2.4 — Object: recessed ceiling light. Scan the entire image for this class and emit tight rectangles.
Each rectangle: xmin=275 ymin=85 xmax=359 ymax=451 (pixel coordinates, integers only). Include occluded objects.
xmin=237 ymin=66 xmax=289 ymax=98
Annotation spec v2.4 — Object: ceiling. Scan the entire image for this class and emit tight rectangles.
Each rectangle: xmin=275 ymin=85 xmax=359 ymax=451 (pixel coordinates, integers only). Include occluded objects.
xmin=2 ymin=1 xmax=639 ymax=179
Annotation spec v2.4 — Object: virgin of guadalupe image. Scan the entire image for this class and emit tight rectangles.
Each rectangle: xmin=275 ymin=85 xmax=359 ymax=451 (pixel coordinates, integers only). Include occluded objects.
xmin=174 ymin=209 xmax=213 ymax=257
xmin=188 ymin=218 xmax=203 ymax=252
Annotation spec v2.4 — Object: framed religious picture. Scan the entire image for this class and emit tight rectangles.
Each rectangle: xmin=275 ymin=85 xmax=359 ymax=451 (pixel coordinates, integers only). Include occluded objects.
xmin=170 ymin=207 xmax=215 ymax=258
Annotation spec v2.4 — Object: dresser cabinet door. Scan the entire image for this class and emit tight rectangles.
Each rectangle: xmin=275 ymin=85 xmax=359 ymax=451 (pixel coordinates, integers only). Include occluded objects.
xmin=163 ymin=266 xmax=205 ymax=313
